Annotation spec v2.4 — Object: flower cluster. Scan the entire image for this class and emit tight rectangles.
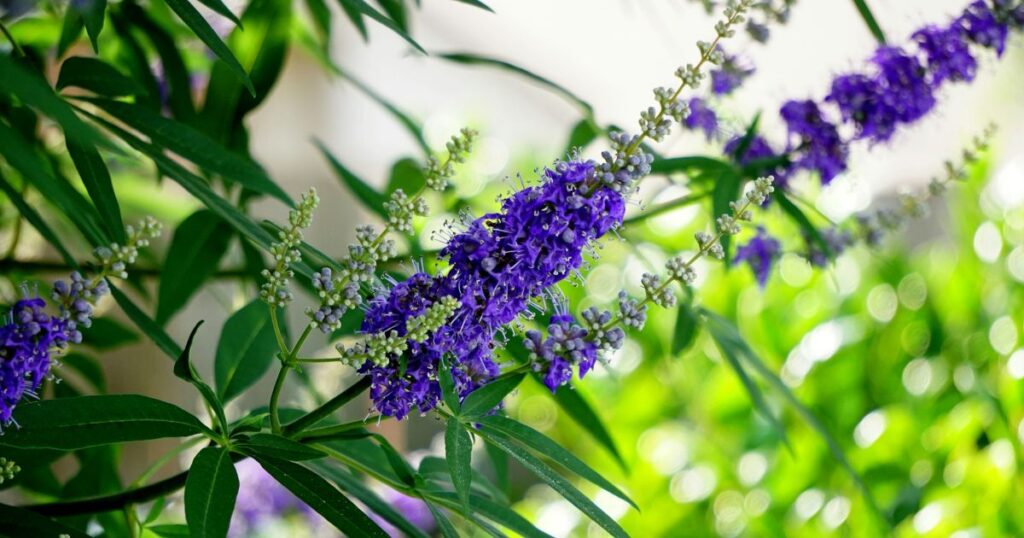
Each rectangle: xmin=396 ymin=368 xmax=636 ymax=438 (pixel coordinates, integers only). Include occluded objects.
xmin=2 ymin=219 xmax=161 ymax=427
xmin=777 ymin=0 xmax=1020 ymax=184
xmin=709 ymin=48 xmax=755 ymax=96
xmin=260 ymin=189 xmax=319 ymax=307
xmin=735 ymin=226 xmax=782 ymax=286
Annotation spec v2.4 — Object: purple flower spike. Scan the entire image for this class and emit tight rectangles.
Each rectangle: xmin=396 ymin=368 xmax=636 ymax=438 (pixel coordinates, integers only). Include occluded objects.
xmin=735 ymin=227 xmax=782 ymax=288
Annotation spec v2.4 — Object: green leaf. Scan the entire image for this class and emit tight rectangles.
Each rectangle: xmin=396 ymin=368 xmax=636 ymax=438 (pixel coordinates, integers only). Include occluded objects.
xmin=305 ymin=0 xmax=333 ymax=50
xmin=255 ymin=456 xmax=389 ymax=536
xmin=425 ymin=500 xmax=459 ymax=538
xmin=0 ymin=503 xmax=89 ymax=537
xmin=316 ymin=139 xmax=388 ymax=217
xmin=338 ymin=0 xmax=369 ymax=40
xmin=484 ymin=439 xmax=508 ymax=494
xmin=79 ymin=98 xmax=289 ymax=204
xmin=185 ymin=447 xmax=239 ymax=538
xmin=79 ymin=0 xmax=107 ymax=52
xmin=460 ymin=373 xmax=525 ymax=417
xmin=851 ymin=0 xmax=887 ymax=45
xmin=480 ymin=431 xmax=628 ymax=538
xmin=650 ymin=155 xmax=736 ymax=177
xmin=672 ymin=299 xmax=700 ymax=355
xmin=775 ymin=190 xmax=832 ymax=260
xmin=174 ymin=322 xmax=229 ymax=434
xmin=418 ymin=455 xmax=506 ymax=504
xmin=66 ymin=138 xmax=125 ymax=244
xmin=214 ymin=299 xmax=281 ymax=402
xmin=445 ymin=418 xmax=473 ymax=509
xmin=57 ymin=56 xmax=141 ymax=97
xmin=438 ymin=52 xmax=593 ymax=116
xmin=0 ymin=395 xmax=207 ymax=450
xmin=0 ymin=171 xmax=76 ymax=266
xmin=372 ymin=434 xmax=418 ymax=487
xmin=239 ymin=433 xmax=325 ymax=461
xmin=314 ymin=463 xmax=430 ymax=538
xmin=338 ymin=0 xmax=426 ymax=53
xmin=564 ymin=118 xmax=599 ymax=156
xmin=0 ymin=119 xmax=109 ymax=247
xmin=427 ymin=491 xmax=553 ymax=538
xmin=198 ymin=0 xmax=243 ymax=27
xmin=543 ymin=379 xmax=626 ymax=470
xmin=157 ymin=210 xmax=233 ymax=324
xmin=338 ymin=72 xmax=430 ymax=156
xmin=438 ymin=362 xmax=460 ymax=412
xmin=386 ymin=157 xmax=427 ymax=195
xmin=453 ymin=0 xmax=494 ymax=12
xmin=148 ymin=524 xmax=191 ymax=538
xmin=703 ymin=311 xmax=790 ymax=446
xmin=119 ymin=3 xmax=197 ymax=122
xmin=700 ymin=308 xmax=884 ymax=521
xmin=109 ymin=284 xmax=183 ymax=360
xmin=58 ymin=9 xmax=85 ymax=58
xmin=162 ymin=0 xmax=254 ymax=94
xmin=59 ymin=352 xmax=107 ymax=392
xmin=0 ymin=55 xmax=111 ymax=150
xmin=476 ymin=415 xmax=637 ymax=509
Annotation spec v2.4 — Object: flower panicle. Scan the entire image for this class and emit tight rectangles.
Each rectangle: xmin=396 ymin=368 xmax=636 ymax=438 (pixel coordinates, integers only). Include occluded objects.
xmin=260 ymin=189 xmax=319 ymax=307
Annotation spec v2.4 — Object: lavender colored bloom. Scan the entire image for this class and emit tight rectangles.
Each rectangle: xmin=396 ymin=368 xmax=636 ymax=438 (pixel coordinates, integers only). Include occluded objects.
xmin=735 ymin=227 xmax=781 ymax=287
xmin=872 ymin=46 xmax=936 ymax=124
xmin=709 ymin=51 xmax=755 ymax=95
xmin=723 ymin=134 xmax=790 ymax=190
xmin=358 ymin=160 xmax=626 ymax=417
xmin=826 ymin=74 xmax=897 ymax=142
xmin=0 ymin=295 xmax=72 ymax=426
xmin=524 ymin=313 xmax=600 ymax=392
xmin=683 ymin=97 xmax=719 ymax=141
xmin=913 ymin=25 xmax=978 ymax=85
xmin=957 ymin=0 xmax=1010 ymax=55
xmin=779 ymin=99 xmax=848 ymax=184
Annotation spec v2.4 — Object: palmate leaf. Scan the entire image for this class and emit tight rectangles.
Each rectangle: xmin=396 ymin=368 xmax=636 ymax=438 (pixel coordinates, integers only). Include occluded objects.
xmin=214 ymin=299 xmax=281 ymax=402
xmin=700 ymin=309 xmax=885 ymax=521
xmin=0 ymin=395 xmax=207 ymax=450
xmin=255 ymin=456 xmax=389 ymax=536
xmin=157 ymin=210 xmax=234 ymax=324
xmin=184 ymin=447 xmax=239 ymax=538
xmin=475 ymin=415 xmax=637 ymax=510
xmin=479 ymin=431 xmax=628 ymax=538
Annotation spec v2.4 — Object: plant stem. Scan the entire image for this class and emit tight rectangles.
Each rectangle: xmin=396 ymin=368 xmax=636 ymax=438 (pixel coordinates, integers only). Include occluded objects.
xmin=282 ymin=377 xmax=371 ymax=435
xmin=269 ymin=306 xmax=288 ymax=355
xmin=268 ymin=365 xmax=290 ymax=435
xmin=0 ymin=19 xmax=25 ymax=57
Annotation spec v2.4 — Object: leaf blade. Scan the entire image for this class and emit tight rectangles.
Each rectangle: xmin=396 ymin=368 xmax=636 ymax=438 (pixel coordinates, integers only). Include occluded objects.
xmin=184 ymin=447 xmax=239 ymax=538
xmin=162 ymin=0 xmax=255 ymax=94
xmin=445 ymin=418 xmax=473 ymax=510
xmin=214 ymin=299 xmax=280 ymax=402
xmin=461 ymin=373 xmax=525 ymax=417
xmin=157 ymin=210 xmax=234 ymax=325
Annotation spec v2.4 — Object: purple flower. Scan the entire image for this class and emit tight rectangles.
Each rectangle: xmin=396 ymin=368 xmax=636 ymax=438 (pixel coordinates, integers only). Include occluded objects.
xmin=358 ymin=160 xmax=626 ymax=417
xmin=804 ymin=227 xmax=855 ymax=267
xmin=524 ymin=313 xmax=599 ymax=392
xmin=723 ymin=134 xmax=790 ymax=190
xmin=683 ymin=98 xmax=719 ymax=141
xmin=709 ymin=51 xmax=755 ymax=96
xmin=779 ymin=99 xmax=848 ymax=184
xmin=735 ymin=227 xmax=781 ymax=287
xmin=913 ymin=25 xmax=978 ymax=85
xmin=872 ymin=46 xmax=936 ymax=124
xmin=958 ymin=0 xmax=1010 ymax=55
xmin=368 ymin=488 xmax=437 ymax=538
xmin=0 ymin=294 xmax=73 ymax=426
xmin=826 ymin=74 xmax=897 ymax=142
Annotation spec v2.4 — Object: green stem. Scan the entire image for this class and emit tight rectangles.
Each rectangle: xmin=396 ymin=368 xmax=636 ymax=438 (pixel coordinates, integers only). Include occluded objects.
xmin=268 ymin=365 xmax=290 ymax=435
xmin=282 ymin=377 xmax=371 ymax=436
xmin=0 ymin=19 xmax=24 ymax=57
xmin=269 ymin=306 xmax=289 ymax=355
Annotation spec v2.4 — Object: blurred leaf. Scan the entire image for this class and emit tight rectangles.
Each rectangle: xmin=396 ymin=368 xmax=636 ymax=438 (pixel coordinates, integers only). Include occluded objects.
xmin=428 ymin=491 xmax=553 ymax=538
xmin=480 ymin=431 xmax=628 ymax=538
xmin=157 ymin=210 xmax=233 ymax=324
xmin=239 ymin=434 xmax=325 ymax=461
xmin=148 ymin=524 xmax=191 ymax=538
xmin=316 ymin=139 xmax=388 ymax=217
xmin=650 ymin=155 xmax=735 ymax=176
xmin=671 ymin=300 xmax=700 ymax=355
xmin=372 ymin=434 xmax=419 ymax=487
xmin=184 ymin=447 xmax=239 ymax=538
xmin=214 ymin=299 xmax=280 ymax=402
xmin=775 ymin=190 xmax=831 ymax=259
xmin=564 ymin=119 xmax=599 ymax=156
xmin=0 ymin=395 xmax=207 ymax=450
xmin=543 ymin=379 xmax=626 ymax=470
xmin=81 ymin=317 xmax=138 ymax=350
xmin=339 ymin=0 xmax=369 ymax=40
xmin=377 ymin=0 xmax=408 ymax=31
xmin=338 ymin=0 xmax=426 ymax=53
xmin=198 ymin=0 xmax=242 ymax=27
xmin=477 ymin=415 xmax=637 ymax=509
xmin=314 ymin=463 xmax=431 ymax=538
xmin=452 ymin=0 xmax=494 ymax=12
xmin=109 ymin=284 xmax=182 ymax=360
xmin=57 ymin=57 xmax=139 ymax=98
xmin=345 ymin=72 xmax=431 ymax=156
xmin=79 ymin=0 xmax=107 ymax=52
xmin=57 ymin=9 xmax=85 ymax=58
xmin=0 ymin=55 xmax=112 ymax=150
xmin=418 ymin=455 xmax=506 ymax=504
xmin=60 ymin=352 xmax=106 ymax=393
xmin=255 ymin=456 xmax=389 ymax=536
xmin=0 ymin=120 xmax=109 ymax=247
xmin=305 ymin=0 xmax=333 ymax=50
xmin=712 ymin=168 xmax=742 ymax=263
xmin=66 ymin=138 xmax=125 ymax=243
xmin=461 ymin=373 xmax=525 ymax=417
xmin=174 ymin=322 xmax=228 ymax=434
xmin=0 ymin=171 xmax=76 ymax=266
xmin=0 ymin=504 xmax=88 ymax=538
xmin=426 ymin=500 xmax=459 ymax=538
xmin=119 ymin=3 xmax=198 ymax=123
xmin=162 ymin=0 xmax=254 ymax=94
xmin=80 ymin=98 xmax=290 ymax=204
xmin=438 ymin=52 xmax=593 ymax=116
xmin=108 ymin=9 xmax=164 ymax=111
xmin=851 ymin=0 xmax=887 ymax=44
xmin=445 ymin=418 xmax=473 ymax=509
